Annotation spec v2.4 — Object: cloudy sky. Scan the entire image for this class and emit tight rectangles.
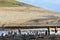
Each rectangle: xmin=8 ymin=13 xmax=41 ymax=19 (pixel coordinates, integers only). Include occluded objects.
xmin=17 ymin=0 xmax=60 ymax=12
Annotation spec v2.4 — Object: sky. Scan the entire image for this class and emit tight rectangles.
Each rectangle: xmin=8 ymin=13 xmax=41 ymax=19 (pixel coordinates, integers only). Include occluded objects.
xmin=17 ymin=0 xmax=60 ymax=12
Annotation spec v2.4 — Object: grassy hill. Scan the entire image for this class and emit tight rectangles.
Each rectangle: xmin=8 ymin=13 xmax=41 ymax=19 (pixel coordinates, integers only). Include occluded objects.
xmin=0 ymin=0 xmax=35 ymax=7
xmin=0 ymin=0 xmax=60 ymax=27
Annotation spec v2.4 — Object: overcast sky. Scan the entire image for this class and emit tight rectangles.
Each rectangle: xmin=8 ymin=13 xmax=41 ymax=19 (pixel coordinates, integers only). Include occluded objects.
xmin=17 ymin=0 xmax=60 ymax=12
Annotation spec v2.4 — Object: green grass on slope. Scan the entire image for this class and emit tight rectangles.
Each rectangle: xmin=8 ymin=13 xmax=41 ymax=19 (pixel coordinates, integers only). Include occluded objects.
xmin=0 ymin=0 xmax=35 ymax=7
xmin=0 ymin=0 xmax=18 ymax=7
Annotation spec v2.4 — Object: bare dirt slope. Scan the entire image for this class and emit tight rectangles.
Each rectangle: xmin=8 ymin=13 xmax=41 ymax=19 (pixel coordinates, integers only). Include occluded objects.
xmin=0 ymin=7 xmax=60 ymax=27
